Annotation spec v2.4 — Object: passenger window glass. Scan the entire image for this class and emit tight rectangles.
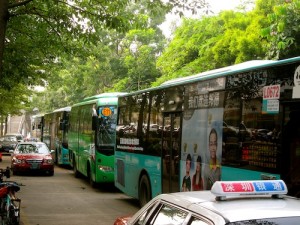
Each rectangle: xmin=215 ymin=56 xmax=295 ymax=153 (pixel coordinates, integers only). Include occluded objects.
xmin=150 ymin=204 xmax=187 ymax=225
xmin=189 ymin=216 xmax=210 ymax=225
xmin=134 ymin=203 xmax=156 ymax=225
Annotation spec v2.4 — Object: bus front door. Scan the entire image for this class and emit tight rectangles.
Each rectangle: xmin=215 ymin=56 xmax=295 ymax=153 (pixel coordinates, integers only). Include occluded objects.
xmin=162 ymin=112 xmax=181 ymax=193
xmin=281 ymin=101 xmax=300 ymax=197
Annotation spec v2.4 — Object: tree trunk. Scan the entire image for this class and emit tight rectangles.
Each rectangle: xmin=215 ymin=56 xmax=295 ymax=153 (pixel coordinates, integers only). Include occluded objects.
xmin=0 ymin=116 xmax=3 ymax=136
xmin=4 ymin=115 xmax=8 ymax=134
xmin=0 ymin=0 xmax=9 ymax=79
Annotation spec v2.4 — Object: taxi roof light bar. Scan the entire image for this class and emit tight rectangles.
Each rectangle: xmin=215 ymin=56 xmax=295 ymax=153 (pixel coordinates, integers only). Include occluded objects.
xmin=211 ymin=180 xmax=288 ymax=201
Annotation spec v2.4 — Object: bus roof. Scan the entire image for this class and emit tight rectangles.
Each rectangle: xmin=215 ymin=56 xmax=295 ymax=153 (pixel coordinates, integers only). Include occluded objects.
xmin=83 ymin=92 xmax=127 ymax=101
xmin=122 ymin=56 xmax=300 ymax=96
xmin=72 ymin=92 xmax=127 ymax=108
xmin=160 ymin=57 xmax=300 ymax=87
xmin=160 ymin=60 xmax=275 ymax=86
xmin=53 ymin=106 xmax=71 ymax=112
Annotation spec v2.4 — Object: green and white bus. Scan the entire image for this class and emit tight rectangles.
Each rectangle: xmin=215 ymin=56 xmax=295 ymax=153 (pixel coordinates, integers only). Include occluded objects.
xmin=68 ymin=92 xmax=126 ymax=186
xmin=42 ymin=106 xmax=71 ymax=165
xmin=115 ymin=56 xmax=300 ymax=206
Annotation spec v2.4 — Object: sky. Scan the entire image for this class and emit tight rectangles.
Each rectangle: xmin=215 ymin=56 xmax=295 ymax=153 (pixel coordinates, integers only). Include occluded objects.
xmin=208 ymin=0 xmax=242 ymax=13
xmin=160 ymin=0 xmax=245 ymax=38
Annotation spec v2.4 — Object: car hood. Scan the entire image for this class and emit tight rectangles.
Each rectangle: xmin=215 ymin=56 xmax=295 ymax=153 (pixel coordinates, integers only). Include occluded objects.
xmin=13 ymin=154 xmax=52 ymax=160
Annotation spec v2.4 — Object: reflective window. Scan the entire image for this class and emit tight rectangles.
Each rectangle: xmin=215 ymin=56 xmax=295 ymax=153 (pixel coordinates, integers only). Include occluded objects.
xmin=17 ymin=143 xmax=49 ymax=154
xmin=189 ymin=216 xmax=210 ymax=225
xmin=134 ymin=203 xmax=157 ymax=225
xmin=150 ymin=204 xmax=187 ymax=225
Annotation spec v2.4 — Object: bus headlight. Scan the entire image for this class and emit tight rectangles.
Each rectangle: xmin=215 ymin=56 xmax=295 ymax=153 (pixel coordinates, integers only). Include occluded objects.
xmin=98 ymin=165 xmax=113 ymax=172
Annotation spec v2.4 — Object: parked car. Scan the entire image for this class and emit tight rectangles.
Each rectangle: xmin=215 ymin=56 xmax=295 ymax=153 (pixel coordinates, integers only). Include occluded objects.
xmin=0 ymin=135 xmax=19 ymax=153
xmin=114 ymin=180 xmax=300 ymax=225
xmin=5 ymin=133 xmax=24 ymax=142
xmin=252 ymin=128 xmax=271 ymax=141
xmin=10 ymin=142 xmax=54 ymax=176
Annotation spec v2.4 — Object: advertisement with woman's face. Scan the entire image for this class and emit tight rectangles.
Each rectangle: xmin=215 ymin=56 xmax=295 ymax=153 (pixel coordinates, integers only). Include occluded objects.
xmin=180 ymin=79 xmax=225 ymax=191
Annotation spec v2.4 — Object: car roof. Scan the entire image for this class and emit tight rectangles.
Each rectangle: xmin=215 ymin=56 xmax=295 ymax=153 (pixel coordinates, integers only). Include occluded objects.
xmin=137 ymin=180 xmax=300 ymax=224
xmin=162 ymin=191 xmax=300 ymax=222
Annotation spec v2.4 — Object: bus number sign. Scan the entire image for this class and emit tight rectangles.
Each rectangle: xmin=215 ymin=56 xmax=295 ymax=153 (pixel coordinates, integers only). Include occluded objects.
xmin=101 ymin=107 xmax=112 ymax=117
xmin=263 ymin=85 xmax=280 ymax=100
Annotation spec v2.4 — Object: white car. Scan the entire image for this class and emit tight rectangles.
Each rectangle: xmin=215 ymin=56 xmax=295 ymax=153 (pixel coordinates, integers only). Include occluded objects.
xmin=114 ymin=180 xmax=300 ymax=225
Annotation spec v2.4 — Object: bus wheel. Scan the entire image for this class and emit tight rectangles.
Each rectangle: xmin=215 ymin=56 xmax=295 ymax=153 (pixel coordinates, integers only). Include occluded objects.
xmin=88 ymin=164 xmax=96 ymax=188
xmin=139 ymin=175 xmax=151 ymax=207
xmin=73 ymin=159 xmax=80 ymax=178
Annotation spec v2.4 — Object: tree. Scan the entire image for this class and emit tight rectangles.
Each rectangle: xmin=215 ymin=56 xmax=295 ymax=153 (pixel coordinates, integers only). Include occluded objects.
xmin=0 ymin=0 xmax=209 ymax=115
xmin=261 ymin=0 xmax=300 ymax=59
xmin=0 ymin=0 xmax=209 ymax=87
xmin=112 ymin=28 xmax=164 ymax=92
xmin=1 ymin=0 xmax=149 ymax=89
xmin=154 ymin=0 xmax=275 ymax=85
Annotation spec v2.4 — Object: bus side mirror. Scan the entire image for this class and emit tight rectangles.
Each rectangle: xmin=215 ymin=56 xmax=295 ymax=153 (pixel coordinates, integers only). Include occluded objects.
xmin=92 ymin=116 xmax=97 ymax=131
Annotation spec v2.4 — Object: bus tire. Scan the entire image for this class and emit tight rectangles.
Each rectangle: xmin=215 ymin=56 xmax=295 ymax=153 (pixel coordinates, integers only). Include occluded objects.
xmin=139 ymin=175 xmax=151 ymax=207
xmin=73 ymin=158 xmax=80 ymax=178
xmin=87 ymin=164 xmax=96 ymax=188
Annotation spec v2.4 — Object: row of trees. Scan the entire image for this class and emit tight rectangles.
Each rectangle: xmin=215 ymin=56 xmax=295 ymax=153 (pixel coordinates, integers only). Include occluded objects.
xmin=1 ymin=0 xmax=300 ymax=117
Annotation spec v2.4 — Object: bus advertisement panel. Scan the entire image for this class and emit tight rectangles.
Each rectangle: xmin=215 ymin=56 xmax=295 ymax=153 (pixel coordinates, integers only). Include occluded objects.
xmin=115 ymin=56 xmax=300 ymax=206
xmin=68 ymin=92 xmax=126 ymax=187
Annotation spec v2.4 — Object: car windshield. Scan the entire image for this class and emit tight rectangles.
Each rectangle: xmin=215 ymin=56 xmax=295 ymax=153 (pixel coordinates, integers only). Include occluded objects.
xmin=229 ymin=217 xmax=300 ymax=225
xmin=16 ymin=144 xmax=50 ymax=154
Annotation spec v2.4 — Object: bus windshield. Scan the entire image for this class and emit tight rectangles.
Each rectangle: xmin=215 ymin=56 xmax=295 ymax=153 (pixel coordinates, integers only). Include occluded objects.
xmin=96 ymin=106 xmax=117 ymax=146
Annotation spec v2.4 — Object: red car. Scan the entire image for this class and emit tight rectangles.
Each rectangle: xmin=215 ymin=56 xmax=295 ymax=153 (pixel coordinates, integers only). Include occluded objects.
xmin=10 ymin=142 xmax=54 ymax=176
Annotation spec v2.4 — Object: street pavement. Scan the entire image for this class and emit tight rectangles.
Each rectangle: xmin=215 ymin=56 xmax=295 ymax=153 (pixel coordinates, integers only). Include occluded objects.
xmin=0 ymin=154 xmax=139 ymax=225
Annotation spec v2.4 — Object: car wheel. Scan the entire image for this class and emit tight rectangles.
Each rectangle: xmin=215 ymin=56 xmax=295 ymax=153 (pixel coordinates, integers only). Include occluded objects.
xmin=48 ymin=171 xmax=54 ymax=176
xmin=139 ymin=175 xmax=151 ymax=207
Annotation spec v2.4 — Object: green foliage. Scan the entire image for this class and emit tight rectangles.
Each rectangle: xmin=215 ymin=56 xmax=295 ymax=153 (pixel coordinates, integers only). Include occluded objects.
xmin=34 ymin=26 xmax=165 ymax=112
xmin=0 ymin=0 xmax=176 ymax=115
xmin=261 ymin=0 xmax=300 ymax=59
xmin=0 ymin=84 xmax=31 ymax=115
xmin=4 ymin=0 xmax=300 ymax=117
xmin=155 ymin=5 xmax=269 ymax=85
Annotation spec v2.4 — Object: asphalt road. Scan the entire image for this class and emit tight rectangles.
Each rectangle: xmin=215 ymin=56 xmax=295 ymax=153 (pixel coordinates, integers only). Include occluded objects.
xmin=0 ymin=154 xmax=139 ymax=225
